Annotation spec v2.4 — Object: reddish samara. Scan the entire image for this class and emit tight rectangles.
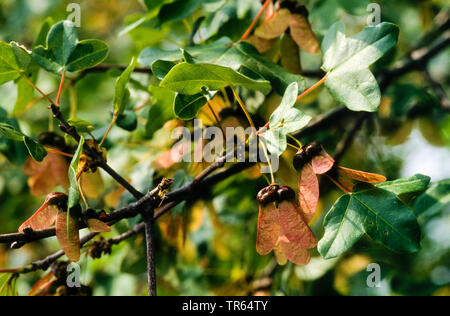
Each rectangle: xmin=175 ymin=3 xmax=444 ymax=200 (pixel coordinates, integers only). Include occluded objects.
xmin=256 ymin=185 xmax=317 ymax=265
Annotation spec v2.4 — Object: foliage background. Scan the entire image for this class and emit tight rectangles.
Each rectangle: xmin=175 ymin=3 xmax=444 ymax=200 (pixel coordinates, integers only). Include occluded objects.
xmin=0 ymin=0 xmax=449 ymax=296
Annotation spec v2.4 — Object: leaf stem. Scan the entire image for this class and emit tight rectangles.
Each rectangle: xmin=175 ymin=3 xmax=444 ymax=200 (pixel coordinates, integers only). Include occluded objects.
xmin=231 ymin=87 xmax=256 ymax=136
xmin=56 ymin=72 xmax=65 ymax=106
xmin=240 ymin=0 xmax=272 ymax=42
xmin=206 ymin=99 xmax=225 ymax=137
xmin=77 ymin=177 xmax=89 ymax=210
xmin=259 ymin=140 xmax=275 ymax=184
xmin=99 ymin=112 xmax=119 ymax=148
xmin=287 ymin=134 xmax=303 ymax=149
xmin=297 ymin=75 xmax=327 ymax=102
xmin=43 ymin=146 xmax=74 ymax=158
xmin=21 ymin=74 xmax=56 ymax=105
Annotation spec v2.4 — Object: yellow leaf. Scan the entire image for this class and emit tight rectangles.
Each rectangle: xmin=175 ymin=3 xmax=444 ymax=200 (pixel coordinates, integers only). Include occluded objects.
xmin=255 ymin=8 xmax=291 ymax=40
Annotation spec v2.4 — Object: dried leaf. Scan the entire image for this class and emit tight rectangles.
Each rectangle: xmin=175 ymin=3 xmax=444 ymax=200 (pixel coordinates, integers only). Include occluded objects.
xmin=298 ymin=164 xmax=319 ymax=223
xmin=311 ymin=151 xmax=335 ymax=175
xmin=279 ymin=235 xmax=311 ymax=266
xmin=278 ymin=201 xmax=317 ymax=249
xmin=56 ymin=211 xmax=80 ymax=262
xmin=18 ymin=192 xmax=65 ymax=232
xmin=79 ymin=170 xmax=104 ymax=199
xmin=289 ymin=13 xmax=320 ymax=54
xmin=337 ymin=166 xmax=387 ymax=184
xmin=87 ymin=219 xmax=111 ymax=233
xmin=28 ymin=272 xmax=54 ymax=296
xmin=256 ymin=203 xmax=280 ymax=255
xmin=255 ymin=8 xmax=291 ymax=40
xmin=23 ymin=153 xmax=70 ymax=197
xmin=246 ymin=35 xmax=276 ymax=54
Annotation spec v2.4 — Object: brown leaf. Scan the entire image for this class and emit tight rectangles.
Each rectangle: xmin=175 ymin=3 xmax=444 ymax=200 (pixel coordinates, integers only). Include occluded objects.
xmin=256 ymin=203 xmax=280 ymax=255
xmin=18 ymin=192 xmax=66 ymax=232
xmin=278 ymin=201 xmax=317 ymax=249
xmin=297 ymin=164 xmax=319 ymax=223
xmin=23 ymin=153 xmax=69 ymax=197
xmin=279 ymin=235 xmax=311 ymax=266
xmin=311 ymin=150 xmax=335 ymax=175
xmin=281 ymin=34 xmax=302 ymax=74
xmin=87 ymin=219 xmax=111 ymax=233
xmin=289 ymin=13 xmax=320 ymax=54
xmin=337 ymin=166 xmax=387 ymax=184
xmin=56 ymin=212 xmax=80 ymax=262
xmin=246 ymin=35 xmax=276 ymax=53
xmin=28 ymin=272 xmax=55 ymax=296
xmin=255 ymin=8 xmax=291 ymax=40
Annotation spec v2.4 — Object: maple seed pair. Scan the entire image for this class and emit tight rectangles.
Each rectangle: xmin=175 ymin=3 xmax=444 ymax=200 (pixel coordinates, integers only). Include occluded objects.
xmin=18 ymin=192 xmax=111 ymax=263
xmin=256 ymin=185 xmax=317 ymax=266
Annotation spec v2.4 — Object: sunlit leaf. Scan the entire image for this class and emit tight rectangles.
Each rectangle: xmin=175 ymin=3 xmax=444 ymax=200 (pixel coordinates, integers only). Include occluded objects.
xmin=318 ymin=184 xmax=421 ymax=259
xmin=114 ymin=58 xmax=137 ymax=115
xmin=161 ymin=62 xmax=272 ymax=95
xmin=174 ymin=93 xmax=207 ymax=120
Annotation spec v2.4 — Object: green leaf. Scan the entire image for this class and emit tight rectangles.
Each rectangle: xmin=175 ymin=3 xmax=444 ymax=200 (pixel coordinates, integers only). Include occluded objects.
xmin=68 ymin=137 xmax=85 ymax=210
xmin=0 ymin=122 xmax=26 ymax=141
xmin=318 ymin=184 xmax=421 ymax=259
xmin=0 ymin=112 xmax=28 ymax=165
xmin=23 ymin=136 xmax=47 ymax=162
xmin=414 ymin=179 xmax=450 ymax=217
xmin=32 ymin=21 xmax=109 ymax=74
xmin=214 ymin=42 xmax=305 ymax=95
xmin=0 ymin=42 xmax=22 ymax=85
xmin=325 ymin=68 xmax=381 ymax=112
xmin=34 ymin=17 xmax=54 ymax=48
xmin=158 ymin=0 xmax=220 ymax=24
xmin=10 ymin=42 xmax=32 ymax=70
xmin=376 ymin=174 xmax=431 ymax=196
xmin=116 ymin=110 xmax=138 ymax=131
xmin=174 ymin=93 xmax=207 ymax=120
xmin=263 ymin=82 xmax=311 ymax=156
xmin=321 ymin=22 xmax=399 ymax=112
xmin=65 ymin=39 xmax=109 ymax=72
xmin=140 ymin=38 xmax=305 ymax=95
xmin=146 ymin=86 xmax=175 ymax=138
xmin=161 ymin=62 xmax=272 ymax=95
xmin=322 ymin=22 xmax=399 ymax=73
xmin=67 ymin=118 xmax=95 ymax=134
xmin=14 ymin=18 xmax=52 ymax=114
xmin=0 ymin=122 xmax=47 ymax=162
xmin=152 ymin=60 xmax=176 ymax=80
xmin=114 ymin=58 xmax=137 ymax=115
xmin=32 ymin=21 xmax=78 ymax=74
